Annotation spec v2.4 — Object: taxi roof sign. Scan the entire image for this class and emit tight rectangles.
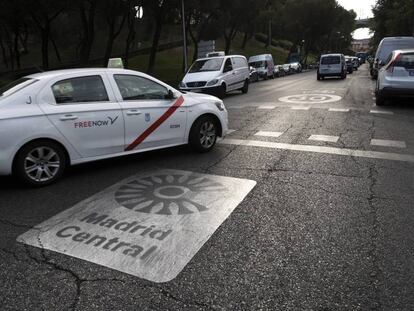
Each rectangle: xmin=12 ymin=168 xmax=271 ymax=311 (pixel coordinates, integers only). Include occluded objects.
xmin=108 ymin=58 xmax=124 ymax=69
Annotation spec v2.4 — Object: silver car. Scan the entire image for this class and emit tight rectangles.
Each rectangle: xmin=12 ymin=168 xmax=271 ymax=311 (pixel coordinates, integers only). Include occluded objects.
xmin=376 ymin=49 xmax=414 ymax=106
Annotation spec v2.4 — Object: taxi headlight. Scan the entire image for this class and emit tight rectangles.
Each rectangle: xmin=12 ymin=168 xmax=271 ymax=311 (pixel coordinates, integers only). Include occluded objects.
xmin=215 ymin=101 xmax=225 ymax=111
xmin=206 ymin=79 xmax=219 ymax=86
xmin=179 ymin=81 xmax=186 ymax=88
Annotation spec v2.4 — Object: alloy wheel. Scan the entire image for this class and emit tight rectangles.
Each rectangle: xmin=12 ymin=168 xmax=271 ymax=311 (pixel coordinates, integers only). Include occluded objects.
xmin=24 ymin=147 xmax=61 ymax=182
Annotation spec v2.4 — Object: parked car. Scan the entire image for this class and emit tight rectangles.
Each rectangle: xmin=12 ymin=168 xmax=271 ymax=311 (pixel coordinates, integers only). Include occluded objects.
xmin=345 ymin=57 xmax=354 ymax=74
xmin=375 ymin=49 xmax=414 ymax=106
xmin=248 ymin=54 xmax=275 ymax=80
xmin=356 ymin=52 xmax=368 ymax=64
xmin=276 ymin=65 xmax=286 ymax=77
xmin=180 ymin=55 xmax=250 ymax=98
xmin=352 ymin=57 xmax=360 ymax=71
xmin=250 ymin=66 xmax=259 ymax=82
xmin=372 ymin=36 xmax=414 ymax=79
xmin=317 ymin=54 xmax=347 ymax=80
xmin=0 ymin=66 xmax=229 ymax=186
xmin=289 ymin=62 xmax=302 ymax=73
xmin=282 ymin=64 xmax=292 ymax=75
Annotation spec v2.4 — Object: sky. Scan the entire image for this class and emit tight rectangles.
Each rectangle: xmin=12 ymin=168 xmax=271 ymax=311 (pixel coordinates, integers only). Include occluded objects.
xmin=337 ymin=0 xmax=377 ymax=39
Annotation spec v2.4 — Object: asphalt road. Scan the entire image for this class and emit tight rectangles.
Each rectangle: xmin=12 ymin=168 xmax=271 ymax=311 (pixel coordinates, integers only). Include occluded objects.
xmin=1 ymin=65 xmax=414 ymax=311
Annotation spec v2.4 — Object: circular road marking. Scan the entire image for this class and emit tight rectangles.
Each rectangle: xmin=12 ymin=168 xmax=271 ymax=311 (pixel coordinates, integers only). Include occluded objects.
xmin=279 ymin=94 xmax=342 ymax=104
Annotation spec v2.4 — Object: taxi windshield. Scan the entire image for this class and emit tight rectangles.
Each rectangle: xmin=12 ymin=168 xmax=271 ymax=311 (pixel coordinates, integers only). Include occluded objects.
xmin=189 ymin=58 xmax=224 ymax=73
xmin=0 ymin=78 xmax=38 ymax=98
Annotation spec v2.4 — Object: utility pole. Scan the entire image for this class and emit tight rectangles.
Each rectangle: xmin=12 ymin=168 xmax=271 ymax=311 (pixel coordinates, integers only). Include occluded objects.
xmin=181 ymin=0 xmax=188 ymax=73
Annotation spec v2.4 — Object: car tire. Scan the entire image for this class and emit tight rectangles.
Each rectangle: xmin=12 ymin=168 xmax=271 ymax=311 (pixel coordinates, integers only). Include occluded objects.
xmin=376 ymin=94 xmax=386 ymax=106
xmin=189 ymin=116 xmax=218 ymax=153
xmin=217 ymin=84 xmax=226 ymax=99
xmin=241 ymin=79 xmax=249 ymax=94
xmin=14 ymin=140 xmax=67 ymax=187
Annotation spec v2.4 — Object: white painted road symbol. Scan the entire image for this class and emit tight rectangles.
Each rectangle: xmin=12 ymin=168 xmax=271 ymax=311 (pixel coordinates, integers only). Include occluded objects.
xmin=18 ymin=170 xmax=256 ymax=283
xmin=279 ymin=94 xmax=342 ymax=104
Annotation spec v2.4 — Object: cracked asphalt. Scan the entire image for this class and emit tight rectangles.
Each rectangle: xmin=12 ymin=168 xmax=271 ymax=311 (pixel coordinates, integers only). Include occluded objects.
xmin=1 ymin=65 xmax=414 ymax=310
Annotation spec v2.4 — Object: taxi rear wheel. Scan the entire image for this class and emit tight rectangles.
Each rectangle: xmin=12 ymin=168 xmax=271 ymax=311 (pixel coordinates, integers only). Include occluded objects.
xmin=14 ymin=140 xmax=67 ymax=187
xmin=189 ymin=116 xmax=218 ymax=153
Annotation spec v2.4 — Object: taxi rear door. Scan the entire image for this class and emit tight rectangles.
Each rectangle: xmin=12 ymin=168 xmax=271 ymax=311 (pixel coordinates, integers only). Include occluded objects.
xmin=37 ymin=72 xmax=125 ymax=158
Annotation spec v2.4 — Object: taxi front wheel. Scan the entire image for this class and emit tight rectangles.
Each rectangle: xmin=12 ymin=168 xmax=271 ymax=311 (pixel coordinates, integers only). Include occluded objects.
xmin=189 ymin=116 xmax=218 ymax=153
xmin=14 ymin=140 xmax=67 ymax=187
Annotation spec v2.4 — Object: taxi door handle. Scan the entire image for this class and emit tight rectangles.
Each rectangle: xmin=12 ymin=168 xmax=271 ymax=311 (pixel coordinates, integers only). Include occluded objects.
xmin=60 ymin=115 xmax=78 ymax=121
xmin=126 ymin=110 xmax=142 ymax=116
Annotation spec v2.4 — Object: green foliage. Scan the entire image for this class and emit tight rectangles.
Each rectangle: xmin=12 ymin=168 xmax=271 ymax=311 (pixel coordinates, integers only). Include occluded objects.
xmin=371 ymin=0 xmax=414 ymax=46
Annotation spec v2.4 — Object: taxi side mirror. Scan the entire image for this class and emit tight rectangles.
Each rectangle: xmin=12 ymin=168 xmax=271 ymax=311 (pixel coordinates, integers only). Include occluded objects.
xmin=165 ymin=89 xmax=176 ymax=100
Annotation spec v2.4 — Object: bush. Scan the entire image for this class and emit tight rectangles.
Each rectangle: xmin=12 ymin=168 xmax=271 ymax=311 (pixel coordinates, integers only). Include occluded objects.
xmin=254 ymin=34 xmax=293 ymax=50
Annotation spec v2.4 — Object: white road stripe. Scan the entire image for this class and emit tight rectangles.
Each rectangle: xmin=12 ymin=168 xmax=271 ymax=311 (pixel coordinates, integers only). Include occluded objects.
xmin=371 ymin=139 xmax=407 ymax=149
xmin=227 ymin=129 xmax=237 ymax=134
xmin=255 ymin=131 xmax=284 ymax=138
xmin=309 ymin=135 xmax=339 ymax=143
xmin=219 ymin=139 xmax=414 ymax=163
xmin=370 ymin=110 xmax=394 ymax=115
xmin=329 ymin=108 xmax=350 ymax=112
xmin=291 ymin=106 xmax=310 ymax=110
xmin=258 ymin=106 xmax=276 ymax=110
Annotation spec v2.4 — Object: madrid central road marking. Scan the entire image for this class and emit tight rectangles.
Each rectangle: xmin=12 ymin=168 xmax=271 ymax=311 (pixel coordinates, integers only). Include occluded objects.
xmin=18 ymin=169 xmax=256 ymax=283
xmin=219 ymin=139 xmax=414 ymax=163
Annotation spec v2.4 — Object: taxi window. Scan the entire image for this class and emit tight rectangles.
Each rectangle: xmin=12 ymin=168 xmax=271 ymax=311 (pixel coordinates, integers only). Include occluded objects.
xmin=114 ymin=75 xmax=169 ymax=100
xmin=0 ymin=78 xmax=38 ymax=98
xmin=52 ymin=75 xmax=109 ymax=104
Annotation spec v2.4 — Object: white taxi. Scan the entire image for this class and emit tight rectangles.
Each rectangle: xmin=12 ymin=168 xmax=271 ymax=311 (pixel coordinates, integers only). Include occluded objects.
xmin=0 ymin=67 xmax=228 ymax=186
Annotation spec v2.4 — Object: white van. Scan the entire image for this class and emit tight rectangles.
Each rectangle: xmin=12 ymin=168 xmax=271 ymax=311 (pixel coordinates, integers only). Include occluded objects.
xmin=248 ymin=54 xmax=275 ymax=80
xmin=317 ymin=54 xmax=347 ymax=80
xmin=372 ymin=37 xmax=414 ymax=79
xmin=180 ymin=55 xmax=250 ymax=98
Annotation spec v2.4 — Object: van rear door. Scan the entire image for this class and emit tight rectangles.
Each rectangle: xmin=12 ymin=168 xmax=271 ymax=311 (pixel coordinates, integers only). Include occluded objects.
xmin=320 ymin=56 xmax=341 ymax=74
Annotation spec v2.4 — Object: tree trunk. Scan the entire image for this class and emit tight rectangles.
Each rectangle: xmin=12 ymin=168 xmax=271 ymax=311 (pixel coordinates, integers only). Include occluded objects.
xmin=0 ymin=34 xmax=9 ymax=68
xmin=147 ymin=12 xmax=163 ymax=75
xmin=41 ymin=25 xmax=50 ymax=69
xmin=124 ymin=2 xmax=137 ymax=69
xmin=50 ymin=35 xmax=62 ymax=62
xmin=79 ymin=0 xmax=97 ymax=65
xmin=412 ymin=0 xmax=414 ymax=36
xmin=103 ymin=7 xmax=126 ymax=67
xmin=103 ymin=22 xmax=115 ymax=67
xmin=224 ymin=27 xmax=237 ymax=55
xmin=13 ymin=28 xmax=21 ymax=69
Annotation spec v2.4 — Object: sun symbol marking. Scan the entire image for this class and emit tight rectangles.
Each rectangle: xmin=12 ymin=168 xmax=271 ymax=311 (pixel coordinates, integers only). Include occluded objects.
xmin=114 ymin=173 xmax=227 ymax=216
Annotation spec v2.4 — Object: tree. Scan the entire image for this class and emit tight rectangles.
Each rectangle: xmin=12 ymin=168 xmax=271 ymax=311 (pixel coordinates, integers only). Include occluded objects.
xmin=124 ymin=1 xmax=143 ymax=68
xmin=101 ymin=0 xmax=127 ymax=67
xmin=144 ymin=0 xmax=179 ymax=74
xmin=27 ymin=0 xmax=66 ymax=69
xmin=76 ymin=0 xmax=98 ymax=65
xmin=371 ymin=0 xmax=414 ymax=46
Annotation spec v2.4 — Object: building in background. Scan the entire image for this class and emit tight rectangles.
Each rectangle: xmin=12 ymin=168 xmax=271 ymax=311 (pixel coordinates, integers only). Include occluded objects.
xmin=351 ymin=38 xmax=371 ymax=52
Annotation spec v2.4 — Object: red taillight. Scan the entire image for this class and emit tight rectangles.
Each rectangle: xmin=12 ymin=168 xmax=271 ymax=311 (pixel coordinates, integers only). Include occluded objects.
xmin=386 ymin=53 xmax=402 ymax=74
